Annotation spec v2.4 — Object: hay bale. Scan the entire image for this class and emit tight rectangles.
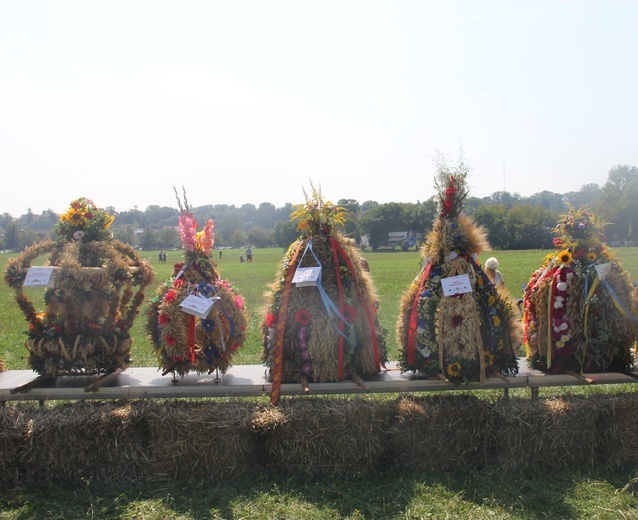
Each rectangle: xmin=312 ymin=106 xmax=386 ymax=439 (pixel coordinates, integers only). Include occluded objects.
xmin=143 ymin=400 xmax=256 ymax=480
xmin=252 ymin=397 xmax=392 ymax=476
xmin=494 ymin=396 xmax=600 ymax=471
xmin=20 ymin=400 xmax=148 ymax=482
xmin=0 ymin=405 xmax=32 ymax=486
xmin=596 ymin=393 xmax=638 ymax=467
xmin=386 ymin=394 xmax=497 ymax=471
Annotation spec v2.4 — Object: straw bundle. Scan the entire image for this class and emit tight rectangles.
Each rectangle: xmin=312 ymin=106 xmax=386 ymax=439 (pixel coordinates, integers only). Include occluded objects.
xmin=251 ymin=397 xmax=391 ymax=476
xmin=523 ymin=205 xmax=637 ymax=374
xmin=494 ymin=396 xmax=600 ymax=471
xmin=397 ymin=165 xmax=521 ymax=384
xmin=0 ymin=405 xmax=30 ymax=487
xmin=4 ymin=198 xmax=155 ymax=377
xmin=596 ymin=393 xmax=638 ymax=467
xmin=20 ymin=401 xmax=148 ymax=482
xmin=261 ymin=186 xmax=387 ymax=404
xmin=143 ymin=400 xmax=256 ymax=480
xmin=145 ymin=193 xmax=247 ymax=377
xmin=386 ymin=394 xmax=497 ymax=470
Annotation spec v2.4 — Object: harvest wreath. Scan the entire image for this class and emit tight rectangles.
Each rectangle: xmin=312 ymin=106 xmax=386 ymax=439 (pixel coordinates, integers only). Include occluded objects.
xmin=145 ymin=190 xmax=247 ymax=378
xmin=523 ymin=204 xmax=638 ymax=374
xmin=4 ymin=198 xmax=154 ymax=376
xmin=261 ymin=183 xmax=388 ymax=404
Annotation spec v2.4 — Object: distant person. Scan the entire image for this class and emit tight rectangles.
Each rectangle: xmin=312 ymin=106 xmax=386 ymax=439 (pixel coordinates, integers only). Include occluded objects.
xmin=219 ymin=250 xmax=222 ymax=259
xmin=162 ymin=251 xmax=167 ymax=263
xmin=240 ymin=254 xmax=245 ymax=263
xmin=484 ymin=257 xmax=504 ymax=288
xmin=159 ymin=251 xmax=164 ymax=264
xmin=246 ymin=246 xmax=253 ymax=263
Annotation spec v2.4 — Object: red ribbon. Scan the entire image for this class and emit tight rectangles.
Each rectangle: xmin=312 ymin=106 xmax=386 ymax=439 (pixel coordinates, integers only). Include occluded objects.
xmin=330 ymin=239 xmax=346 ymax=380
xmin=329 ymin=238 xmax=382 ymax=371
xmin=407 ymin=261 xmax=432 ymax=365
xmin=270 ymin=241 xmax=304 ymax=406
xmin=187 ymin=314 xmax=196 ymax=362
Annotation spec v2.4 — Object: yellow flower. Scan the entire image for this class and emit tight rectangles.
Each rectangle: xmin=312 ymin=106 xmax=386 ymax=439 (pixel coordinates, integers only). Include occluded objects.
xmin=492 ymin=315 xmax=501 ymax=327
xmin=557 ymin=250 xmax=573 ymax=265
xmin=488 ymin=295 xmax=496 ymax=305
xmin=61 ymin=207 xmax=86 ymax=226
xmin=586 ymin=251 xmax=597 ymax=262
xmin=446 ymin=362 xmax=462 ymax=377
xmin=483 ymin=351 xmax=495 ymax=365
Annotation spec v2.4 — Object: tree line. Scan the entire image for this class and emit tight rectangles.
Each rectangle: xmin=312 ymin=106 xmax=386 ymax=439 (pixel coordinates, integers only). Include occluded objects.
xmin=2 ymin=165 xmax=637 ymax=253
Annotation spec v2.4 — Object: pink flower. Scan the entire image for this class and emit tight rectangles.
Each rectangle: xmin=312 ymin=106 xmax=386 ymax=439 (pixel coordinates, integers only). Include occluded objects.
xmin=178 ymin=214 xmax=198 ymax=252
xmin=266 ymin=313 xmax=278 ymax=328
xmin=295 ymin=309 xmax=311 ymax=325
xmin=235 ymin=296 xmax=244 ymax=310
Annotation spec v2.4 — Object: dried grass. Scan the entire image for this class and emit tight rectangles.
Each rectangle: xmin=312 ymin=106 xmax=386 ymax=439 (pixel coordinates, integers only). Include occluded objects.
xmin=386 ymin=394 xmax=496 ymax=470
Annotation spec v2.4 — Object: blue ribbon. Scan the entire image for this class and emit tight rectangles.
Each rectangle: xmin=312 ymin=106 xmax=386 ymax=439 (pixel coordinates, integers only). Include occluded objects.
xmin=299 ymin=238 xmax=350 ymax=342
xmin=603 ymin=279 xmax=638 ymax=324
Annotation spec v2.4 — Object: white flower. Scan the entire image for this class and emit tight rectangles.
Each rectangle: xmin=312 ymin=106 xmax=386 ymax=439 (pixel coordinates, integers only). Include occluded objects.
xmin=444 ymin=251 xmax=458 ymax=262
xmin=556 ymin=282 xmax=567 ymax=291
xmin=471 ymin=253 xmax=479 ymax=261
xmin=553 ymin=296 xmax=564 ymax=309
xmin=73 ymin=230 xmax=85 ymax=240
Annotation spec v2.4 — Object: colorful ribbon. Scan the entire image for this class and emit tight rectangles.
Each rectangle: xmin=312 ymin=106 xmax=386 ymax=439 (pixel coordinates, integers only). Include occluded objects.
xmin=407 ymin=261 xmax=432 ymax=365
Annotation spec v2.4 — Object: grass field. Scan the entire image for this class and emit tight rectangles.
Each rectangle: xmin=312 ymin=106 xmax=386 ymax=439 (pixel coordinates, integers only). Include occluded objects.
xmin=1 ymin=247 xmax=638 ymax=519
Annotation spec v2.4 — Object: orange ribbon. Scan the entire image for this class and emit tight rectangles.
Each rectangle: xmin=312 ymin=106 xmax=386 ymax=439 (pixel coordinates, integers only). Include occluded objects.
xmin=269 ymin=241 xmax=304 ymax=406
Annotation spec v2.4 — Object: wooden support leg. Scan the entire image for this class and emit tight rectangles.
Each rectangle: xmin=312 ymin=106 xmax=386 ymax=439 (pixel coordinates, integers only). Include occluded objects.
xmin=11 ymin=375 xmax=53 ymax=395
xmin=350 ymin=372 xmax=370 ymax=392
xmin=299 ymin=374 xmax=310 ymax=394
xmin=85 ymin=369 xmax=123 ymax=393
xmin=566 ymin=370 xmax=595 ymax=384
xmin=530 ymin=386 xmax=539 ymax=400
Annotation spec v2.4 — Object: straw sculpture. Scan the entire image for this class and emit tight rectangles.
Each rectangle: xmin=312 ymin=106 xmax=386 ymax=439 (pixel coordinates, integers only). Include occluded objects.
xmin=397 ymin=158 xmax=521 ymax=384
xmin=523 ymin=204 xmax=638 ymax=374
xmin=261 ymin=184 xmax=388 ymax=404
xmin=145 ymin=189 xmax=247 ymax=378
xmin=4 ymin=198 xmax=154 ymax=376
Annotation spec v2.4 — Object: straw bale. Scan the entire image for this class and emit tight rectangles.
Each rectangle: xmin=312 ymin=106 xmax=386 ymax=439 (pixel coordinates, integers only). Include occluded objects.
xmin=494 ymin=396 xmax=600 ymax=471
xmin=143 ymin=400 xmax=256 ymax=480
xmin=252 ymin=397 xmax=392 ymax=476
xmin=595 ymin=393 xmax=638 ymax=467
xmin=17 ymin=400 xmax=147 ymax=482
xmin=386 ymin=394 xmax=497 ymax=471
xmin=0 ymin=405 xmax=33 ymax=486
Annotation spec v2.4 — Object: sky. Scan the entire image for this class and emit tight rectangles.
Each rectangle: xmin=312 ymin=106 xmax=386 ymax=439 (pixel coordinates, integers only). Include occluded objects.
xmin=1 ymin=0 xmax=637 ymax=217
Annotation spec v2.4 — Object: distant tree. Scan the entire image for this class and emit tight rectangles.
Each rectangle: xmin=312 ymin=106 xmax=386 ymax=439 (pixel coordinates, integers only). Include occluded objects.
xmin=528 ymin=191 xmax=565 ymax=212
xmin=255 ymin=202 xmax=278 ymax=229
xmin=18 ymin=229 xmax=42 ymax=250
xmin=247 ymin=226 xmax=268 ymax=248
xmin=156 ymin=227 xmax=180 ymax=249
xmin=338 ymin=198 xmax=361 ymax=242
xmin=113 ymin=224 xmax=137 ymax=246
xmin=360 ymin=203 xmax=405 ymax=251
xmin=3 ymin=220 xmax=19 ymax=252
xmin=564 ymin=183 xmax=602 ymax=208
xmin=473 ymin=204 xmax=510 ymax=249
xmin=138 ymin=228 xmax=157 ymax=250
xmin=217 ymin=211 xmax=243 ymax=245
xmin=230 ymin=229 xmax=248 ymax=248
xmin=597 ymin=165 xmax=638 ymax=244
xmin=506 ymin=204 xmax=556 ymax=249
xmin=360 ymin=200 xmax=379 ymax=214
xmin=273 ymin=220 xmax=298 ymax=248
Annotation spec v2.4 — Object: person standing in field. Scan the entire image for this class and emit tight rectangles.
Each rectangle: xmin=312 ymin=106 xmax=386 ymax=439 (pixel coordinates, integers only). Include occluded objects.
xmin=246 ymin=246 xmax=253 ymax=263
xmin=484 ymin=257 xmax=504 ymax=287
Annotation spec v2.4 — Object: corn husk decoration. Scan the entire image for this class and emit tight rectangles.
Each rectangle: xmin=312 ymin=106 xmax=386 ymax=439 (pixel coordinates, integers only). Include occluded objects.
xmin=4 ymin=198 xmax=155 ymax=376
xmin=262 ymin=183 xmax=388 ymax=404
xmin=523 ymin=204 xmax=637 ymax=374
xmin=145 ymin=189 xmax=247 ymax=378
xmin=397 ymin=159 xmax=520 ymax=384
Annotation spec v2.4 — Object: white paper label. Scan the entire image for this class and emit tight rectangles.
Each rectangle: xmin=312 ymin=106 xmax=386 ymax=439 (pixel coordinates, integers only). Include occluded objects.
xmin=292 ymin=266 xmax=321 ymax=287
xmin=595 ymin=262 xmax=612 ymax=281
xmin=23 ymin=267 xmax=55 ymax=288
xmin=441 ymin=273 xmax=473 ymax=296
xmin=180 ymin=294 xmax=218 ymax=319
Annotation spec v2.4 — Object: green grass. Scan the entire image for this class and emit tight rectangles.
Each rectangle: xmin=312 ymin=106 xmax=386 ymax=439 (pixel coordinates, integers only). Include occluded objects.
xmin=1 ymin=248 xmax=638 ymax=518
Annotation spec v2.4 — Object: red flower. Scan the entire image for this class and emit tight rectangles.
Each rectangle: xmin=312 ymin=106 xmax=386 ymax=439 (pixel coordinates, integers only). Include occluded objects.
xmin=158 ymin=313 xmax=170 ymax=326
xmin=343 ymin=305 xmax=357 ymax=323
xmin=265 ymin=313 xmax=278 ymax=328
xmin=295 ymin=309 xmax=311 ymax=325
xmin=173 ymin=279 xmax=184 ymax=288
xmin=165 ymin=290 xmax=177 ymax=304
xmin=451 ymin=315 xmax=463 ymax=328
xmin=165 ymin=335 xmax=177 ymax=347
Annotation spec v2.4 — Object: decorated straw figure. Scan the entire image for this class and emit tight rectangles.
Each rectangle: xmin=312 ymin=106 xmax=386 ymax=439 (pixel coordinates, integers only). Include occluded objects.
xmin=4 ymin=198 xmax=155 ymax=376
xmin=262 ymin=184 xmax=388 ymax=404
xmin=523 ymin=204 xmax=637 ymax=375
xmin=145 ymin=190 xmax=247 ymax=378
xmin=397 ymin=159 xmax=520 ymax=384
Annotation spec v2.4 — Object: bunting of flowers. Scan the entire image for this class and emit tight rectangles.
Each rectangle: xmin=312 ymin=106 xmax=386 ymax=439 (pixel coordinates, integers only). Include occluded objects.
xmin=523 ymin=204 xmax=637 ymax=373
xmin=145 ymin=188 xmax=247 ymax=377
xmin=4 ymin=198 xmax=154 ymax=376
xmin=262 ymin=182 xmax=388 ymax=404
xmin=397 ymin=156 xmax=520 ymax=384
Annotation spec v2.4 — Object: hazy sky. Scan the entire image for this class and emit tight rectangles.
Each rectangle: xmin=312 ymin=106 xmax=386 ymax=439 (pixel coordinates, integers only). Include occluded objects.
xmin=1 ymin=0 xmax=636 ymax=216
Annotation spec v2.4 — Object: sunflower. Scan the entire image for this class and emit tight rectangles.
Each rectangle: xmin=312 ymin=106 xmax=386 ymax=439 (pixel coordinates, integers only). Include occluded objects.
xmin=557 ymin=250 xmax=573 ymax=265
xmin=492 ymin=315 xmax=501 ymax=327
xmin=446 ymin=361 xmax=462 ymax=377
xmin=586 ymin=251 xmax=597 ymax=262
xmin=61 ymin=207 xmax=86 ymax=226
xmin=483 ymin=351 xmax=495 ymax=365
